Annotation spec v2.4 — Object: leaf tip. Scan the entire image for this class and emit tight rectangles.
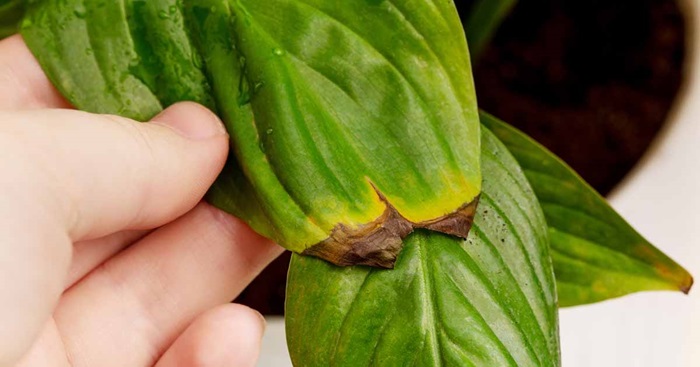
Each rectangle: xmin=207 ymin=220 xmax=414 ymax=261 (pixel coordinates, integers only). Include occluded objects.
xmin=680 ymin=274 xmax=694 ymax=295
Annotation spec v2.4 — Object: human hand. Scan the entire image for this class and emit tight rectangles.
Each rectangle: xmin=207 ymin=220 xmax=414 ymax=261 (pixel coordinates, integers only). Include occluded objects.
xmin=0 ymin=35 xmax=283 ymax=367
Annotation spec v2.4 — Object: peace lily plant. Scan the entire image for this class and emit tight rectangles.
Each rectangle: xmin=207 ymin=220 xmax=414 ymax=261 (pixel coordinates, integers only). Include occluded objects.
xmin=1 ymin=0 xmax=692 ymax=365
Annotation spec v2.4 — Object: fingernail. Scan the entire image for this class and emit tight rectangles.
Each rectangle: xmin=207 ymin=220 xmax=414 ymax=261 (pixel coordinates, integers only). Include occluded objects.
xmin=152 ymin=102 xmax=227 ymax=140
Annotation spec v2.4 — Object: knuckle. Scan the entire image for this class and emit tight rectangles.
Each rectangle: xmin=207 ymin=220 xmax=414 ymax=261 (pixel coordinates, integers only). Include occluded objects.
xmin=201 ymin=203 xmax=243 ymax=240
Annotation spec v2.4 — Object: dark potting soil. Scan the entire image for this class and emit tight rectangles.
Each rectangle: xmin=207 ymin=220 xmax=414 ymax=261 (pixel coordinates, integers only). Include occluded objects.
xmin=235 ymin=0 xmax=687 ymax=315
xmin=472 ymin=0 xmax=686 ymax=195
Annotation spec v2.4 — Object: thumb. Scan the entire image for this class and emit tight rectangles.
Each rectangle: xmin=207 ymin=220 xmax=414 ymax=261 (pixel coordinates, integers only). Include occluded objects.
xmin=4 ymin=101 xmax=230 ymax=240
xmin=0 ymin=102 xmax=229 ymax=366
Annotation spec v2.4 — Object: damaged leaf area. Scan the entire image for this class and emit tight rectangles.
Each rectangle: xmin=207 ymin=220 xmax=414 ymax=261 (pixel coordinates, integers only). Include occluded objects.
xmin=303 ymin=197 xmax=479 ymax=268
xmin=23 ymin=0 xmax=482 ymax=267
xmin=286 ymin=129 xmax=560 ymax=366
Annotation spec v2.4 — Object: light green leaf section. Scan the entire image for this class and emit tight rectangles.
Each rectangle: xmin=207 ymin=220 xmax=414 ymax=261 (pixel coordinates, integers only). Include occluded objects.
xmin=0 ymin=0 xmax=24 ymax=39
xmin=22 ymin=0 xmax=482 ymax=266
xmin=481 ymin=112 xmax=693 ymax=307
xmin=286 ymin=129 xmax=560 ymax=367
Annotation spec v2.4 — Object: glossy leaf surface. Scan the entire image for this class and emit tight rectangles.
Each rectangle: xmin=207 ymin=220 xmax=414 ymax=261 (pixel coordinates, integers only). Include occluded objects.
xmin=286 ymin=129 xmax=560 ymax=366
xmin=481 ymin=112 xmax=693 ymax=307
xmin=23 ymin=0 xmax=482 ymax=268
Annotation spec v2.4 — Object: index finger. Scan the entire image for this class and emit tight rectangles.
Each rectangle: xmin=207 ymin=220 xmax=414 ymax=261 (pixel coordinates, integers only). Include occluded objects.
xmin=0 ymin=34 xmax=70 ymax=109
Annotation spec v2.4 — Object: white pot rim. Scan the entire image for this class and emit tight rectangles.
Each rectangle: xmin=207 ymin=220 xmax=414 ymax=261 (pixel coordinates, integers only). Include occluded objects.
xmin=562 ymin=1 xmax=700 ymax=366
xmin=610 ymin=0 xmax=698 ymax=199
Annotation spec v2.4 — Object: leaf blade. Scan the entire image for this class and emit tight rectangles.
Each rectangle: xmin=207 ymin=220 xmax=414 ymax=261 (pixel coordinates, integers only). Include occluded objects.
xmin=480 ymin=111 xmax=693 ymax=307
xmin=23 ymin=0 xmax=483 ymax=267
xmin=286 ymin=128 xmax=560 ymax=367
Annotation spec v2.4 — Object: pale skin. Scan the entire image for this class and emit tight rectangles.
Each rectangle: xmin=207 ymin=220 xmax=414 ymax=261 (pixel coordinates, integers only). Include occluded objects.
xmin=0 ymin=35 xmax=284 ymax=366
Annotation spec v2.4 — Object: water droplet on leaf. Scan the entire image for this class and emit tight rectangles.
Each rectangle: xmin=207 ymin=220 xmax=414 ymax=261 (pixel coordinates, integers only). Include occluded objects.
xmin=254 ymin=81 xmax=265 ymax=93
xmin=128 ymin=57 xmax=141 ymax=68
xmin=20 ymin=17 xmax=32 ymax=29
xmin=74 ymin=5 xmax=87 ymax=18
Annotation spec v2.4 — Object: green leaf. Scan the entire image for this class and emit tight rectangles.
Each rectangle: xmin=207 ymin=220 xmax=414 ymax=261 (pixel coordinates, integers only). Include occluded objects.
xmin=463 ymin=0 xmax=517 ymax=58
xmin=0 ymin=0 xmax=24 ymax=39
xmin=23 ymin=0 xmax=482 ymax=268
xmin=286 ymin=128 xmax=560 ymax=367
xmin=481 ymin=112 xmax=693 ymax=307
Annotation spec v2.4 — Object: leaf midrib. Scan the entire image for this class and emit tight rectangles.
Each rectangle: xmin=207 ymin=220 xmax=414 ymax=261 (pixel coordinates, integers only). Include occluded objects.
xmin=417 ymin=237 xmax=445 ymax=367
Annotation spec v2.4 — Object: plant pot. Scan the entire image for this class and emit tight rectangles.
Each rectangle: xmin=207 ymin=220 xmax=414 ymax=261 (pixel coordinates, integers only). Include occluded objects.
xmin=559 ymin=0 xmax=699 ymax=365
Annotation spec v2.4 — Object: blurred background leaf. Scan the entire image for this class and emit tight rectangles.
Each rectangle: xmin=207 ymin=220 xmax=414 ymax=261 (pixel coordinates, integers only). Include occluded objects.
xmin=463 ymin=0 xmax=518 ymax=58
xmin=0 ymin=0 xmax=24 ymax=39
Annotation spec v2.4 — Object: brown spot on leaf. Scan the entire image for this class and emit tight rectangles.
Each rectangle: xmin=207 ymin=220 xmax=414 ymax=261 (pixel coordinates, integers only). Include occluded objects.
xmin=302 ymin=205 xmax=412 ymax=268
xmin=416 ymin=198 xmax=479 ymax=238
xmin=302 ymin=196 xmax=480 ymax=268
